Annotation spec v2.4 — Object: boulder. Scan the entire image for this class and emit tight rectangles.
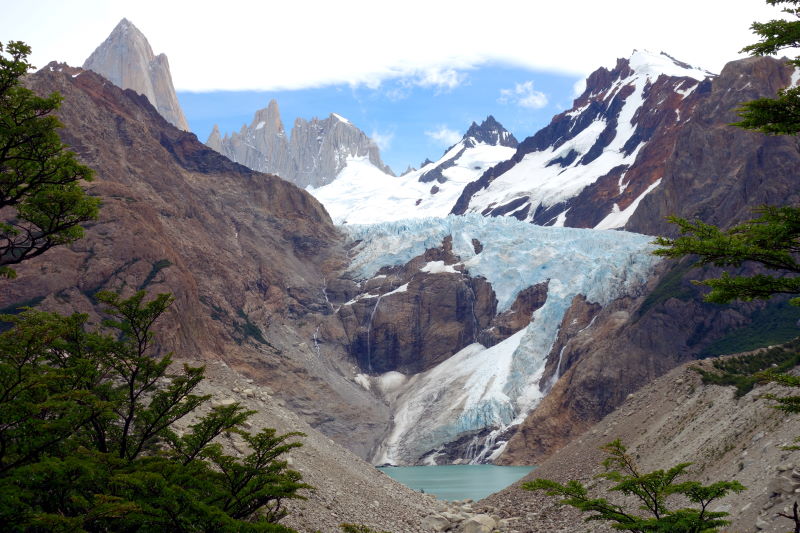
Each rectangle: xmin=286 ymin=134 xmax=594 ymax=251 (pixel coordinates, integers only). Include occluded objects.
xmin=421 ymin=513 xmax=452 ymax=532
xmin=461 ymin=514 xmax=496 ymax=533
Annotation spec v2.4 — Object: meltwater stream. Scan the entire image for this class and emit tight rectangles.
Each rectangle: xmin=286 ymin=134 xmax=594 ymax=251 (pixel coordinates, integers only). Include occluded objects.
xmin=378 ymin=465 xmax=535 ymax=501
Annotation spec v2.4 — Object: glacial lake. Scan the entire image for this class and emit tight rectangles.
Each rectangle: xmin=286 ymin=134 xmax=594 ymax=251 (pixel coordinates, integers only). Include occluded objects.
xmin=378 ymin=464 xmax=535 ymax=501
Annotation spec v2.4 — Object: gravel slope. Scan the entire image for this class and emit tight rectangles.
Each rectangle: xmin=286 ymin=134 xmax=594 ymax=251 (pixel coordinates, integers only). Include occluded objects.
xmin=479 ymin=353 xmax=800 ymax=532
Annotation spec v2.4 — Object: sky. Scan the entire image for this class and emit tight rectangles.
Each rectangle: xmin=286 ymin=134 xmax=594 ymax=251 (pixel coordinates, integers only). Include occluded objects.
xmin=1 ymin=0 xmax=788 ymax=171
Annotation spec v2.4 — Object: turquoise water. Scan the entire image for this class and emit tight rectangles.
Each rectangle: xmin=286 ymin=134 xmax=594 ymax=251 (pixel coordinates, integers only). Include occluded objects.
xmin=378 ymin=464 xmax=535 ymax=501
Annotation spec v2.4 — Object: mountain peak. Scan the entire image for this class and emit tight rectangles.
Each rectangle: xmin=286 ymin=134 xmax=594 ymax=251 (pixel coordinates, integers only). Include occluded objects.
xmin=464 ymin=115 xmax=518 ymax=148
xmin=112 ymin=17 xmax=138 ymax=35
xmin=251 ymin=99 xmax=284 ymax=134
xmin=208 ymin=102 xmax=393 ymax=188
xmin=206 ymin=124 xmax=223 ymax=151
xmin=83 ymin=19 xmax=189 ymax=131
xmin=627 ymin=49 xmax=714 ymax=81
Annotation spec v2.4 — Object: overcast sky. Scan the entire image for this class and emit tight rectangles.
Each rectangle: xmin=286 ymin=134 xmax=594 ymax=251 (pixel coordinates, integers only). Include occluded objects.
xmin=3 ymin=0 xmax=784 ymax=92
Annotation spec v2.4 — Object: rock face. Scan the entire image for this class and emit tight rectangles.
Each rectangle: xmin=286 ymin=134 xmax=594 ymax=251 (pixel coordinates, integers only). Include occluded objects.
xmin=627 ymin=55 xmax=800 ymax=235
xmin=496 ymin=55 xmax=800 ymax=466
xmin=9 ymin=62 xmax=395 ymax=460
xmin=452 ymin=51 xmax=712 ymax=228
xmin=479 ymin=281 xmax=549 ymax=347
xmin=208 ymin=102 xmax=393 ymax=188
xmin=334 ymin=236 xmax=499 ymax=375
xmin=83 ymin=18 xmax=189 ymax=131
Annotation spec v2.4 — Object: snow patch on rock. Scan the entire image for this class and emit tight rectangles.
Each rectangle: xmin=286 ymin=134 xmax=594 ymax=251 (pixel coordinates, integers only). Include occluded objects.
xmin=344 ymin=215 xmax=660 ymax=464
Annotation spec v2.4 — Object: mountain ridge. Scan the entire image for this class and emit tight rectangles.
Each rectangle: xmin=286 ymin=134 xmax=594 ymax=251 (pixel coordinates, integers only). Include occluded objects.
xmin=207 ymin=99 xmax=393 ymax=188
xmin=451 ymin=50 xmax=713 ymax=228
xmin=309 ymin=115 xmax=519 ymax=224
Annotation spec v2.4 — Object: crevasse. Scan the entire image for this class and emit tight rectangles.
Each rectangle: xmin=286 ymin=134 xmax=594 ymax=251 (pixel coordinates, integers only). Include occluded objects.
xmin=342 ymin=215 xmax=661 ymax=465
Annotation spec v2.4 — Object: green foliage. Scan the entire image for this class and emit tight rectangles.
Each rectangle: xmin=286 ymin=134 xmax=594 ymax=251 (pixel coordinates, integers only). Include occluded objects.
xmin=523 ymin=440 xmax=745 ymax=532
xmin=694 ymin=337 xmax=800 ymax=395
xmin=736 ymin=1 xmax=800 ymax=133
xmin=339 ymin=524 xmax=391 ymax=533
xmin=761 ymin=370 xmax=800 ymax=413
xmin=700 ymin=300 xmax=800 ymax=356
xmin=653 ymin=206 xmax=800 ymax=306
xmin=235 ymin=308 xmax=269 ymax=345
xmin=0 ymin=41 xmax=100 ymax=279
xmin=636 ymin=260 xmax=697 ymax=319
xmin=0 ymin=290 xmax=308 ymax=531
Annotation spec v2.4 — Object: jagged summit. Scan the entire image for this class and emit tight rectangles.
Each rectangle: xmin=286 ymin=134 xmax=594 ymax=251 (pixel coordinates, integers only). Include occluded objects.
xmin=206 ymin=124 xmax=223 ymax=152
xmin=83 ymin=19 xmax=189 ymax=131
xmin=207 ymin=101 xmax=392 ymax=188
xmin=451 ymin=51 xmax=717 ymax=228
xmin=463 ymin=115 xmax=518 ymax=149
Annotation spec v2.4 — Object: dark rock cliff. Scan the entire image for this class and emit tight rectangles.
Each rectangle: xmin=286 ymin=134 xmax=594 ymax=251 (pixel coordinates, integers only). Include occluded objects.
xmin=497 ymin=56 xmax=800 ymax=465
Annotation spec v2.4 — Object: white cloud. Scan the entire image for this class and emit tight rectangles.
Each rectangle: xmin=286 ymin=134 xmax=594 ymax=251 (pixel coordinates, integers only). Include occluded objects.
xmin=499 ymin=81 xmax=549 ymax=109
xmin=4 ymin=0 xmax=782 ymax=91
xmin=385 ymin=86 xmax=411 ymax=101
xmin=381 ymin=67 xmax=467 ymax=100
xmin=413 ymin=67 xmax=466 ymax=92
xmin=370 ymin=130 xmax=394 ymax=151
xmin=425 ymin=126 xmax=462 ymax=146
xmin=572 ymin=78 xmax=587 ymax=97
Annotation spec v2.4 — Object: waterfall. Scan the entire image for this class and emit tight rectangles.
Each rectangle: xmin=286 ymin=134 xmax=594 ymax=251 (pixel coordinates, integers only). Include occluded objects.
xmin=312 ymin=324 xmax=322 ymax=358
xmin=322 ymin=277 xmax=338 ymax=313
xmin=365 ymin=294 xmax=384 ymax=374
xmin=547 ymin=346 xmax=567 ymax=390
xmin=467 ymin=282 xmax=480 ymax=343
xmin=465 ymin=435 xmax=480 ymax=463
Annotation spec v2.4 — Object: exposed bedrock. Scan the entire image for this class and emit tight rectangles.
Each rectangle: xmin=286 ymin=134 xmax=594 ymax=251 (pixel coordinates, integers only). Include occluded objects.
xmin=335 ymin=237 xmax=501 ymax=374
xmin=497 ymin=260 xmax=776 ymax=465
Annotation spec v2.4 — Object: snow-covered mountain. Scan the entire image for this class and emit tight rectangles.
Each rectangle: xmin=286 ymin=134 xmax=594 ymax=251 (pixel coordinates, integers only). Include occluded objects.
xmin=452 ymin=50 xmax=714 ymax=229
xmin=309 ymin=116 xmax=518 ymax=224
xmin=207 ymin=101 xmax=393 ymax=188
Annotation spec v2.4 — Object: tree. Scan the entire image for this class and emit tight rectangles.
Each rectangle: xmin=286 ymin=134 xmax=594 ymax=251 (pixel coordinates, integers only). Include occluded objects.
xmin=736 ymin=0 xmax=800 ymax=135
xmin=653 ymin=2 xmax=800 ymax=531
xmin=0 ymin=290 xmax=309 ymax=531
xmin=653 ymin=1 xmax=800 ymax=305
xmin=0 ymin=40 xmax=99 ymax=278
xmin=522 ymin=440 xmax=745 ymax=533
xmin=652 ymin=206 xmax=800 ymax=305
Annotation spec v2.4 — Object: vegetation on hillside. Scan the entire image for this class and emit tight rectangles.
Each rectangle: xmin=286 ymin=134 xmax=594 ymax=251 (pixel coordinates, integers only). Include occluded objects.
xmin=0 ymin=290 xmax=309 ymax=531
xmin=523 ymin=440 xmax=744 ymax=532
xmin=0 ymin=40 xmax=99 ymax=279
xmin=695 ymin=337 xmax=800 ymax=396
xmin=0 ymin=41 xmax=310 ymax=531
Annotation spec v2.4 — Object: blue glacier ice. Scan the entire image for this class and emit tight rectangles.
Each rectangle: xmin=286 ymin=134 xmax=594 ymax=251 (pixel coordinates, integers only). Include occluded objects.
xmin=342 ymin=215 xmax=661 ymax=465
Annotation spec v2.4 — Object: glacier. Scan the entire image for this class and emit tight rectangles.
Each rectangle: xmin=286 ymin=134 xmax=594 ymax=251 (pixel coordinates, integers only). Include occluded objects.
xmin=341 ymin=215 xmax=661 ymax=465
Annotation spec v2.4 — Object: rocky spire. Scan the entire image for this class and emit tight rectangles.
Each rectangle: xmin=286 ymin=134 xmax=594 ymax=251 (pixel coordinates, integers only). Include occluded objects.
xmin=83 ymin=18 xmax=190 ymax=131
xmin=464 ymin=115 xmax=518 ymax=148
xmin=206 ymin=124 xmax=223 ymax=152
xmin=207 ymin=102 xmax=393 ymax=188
